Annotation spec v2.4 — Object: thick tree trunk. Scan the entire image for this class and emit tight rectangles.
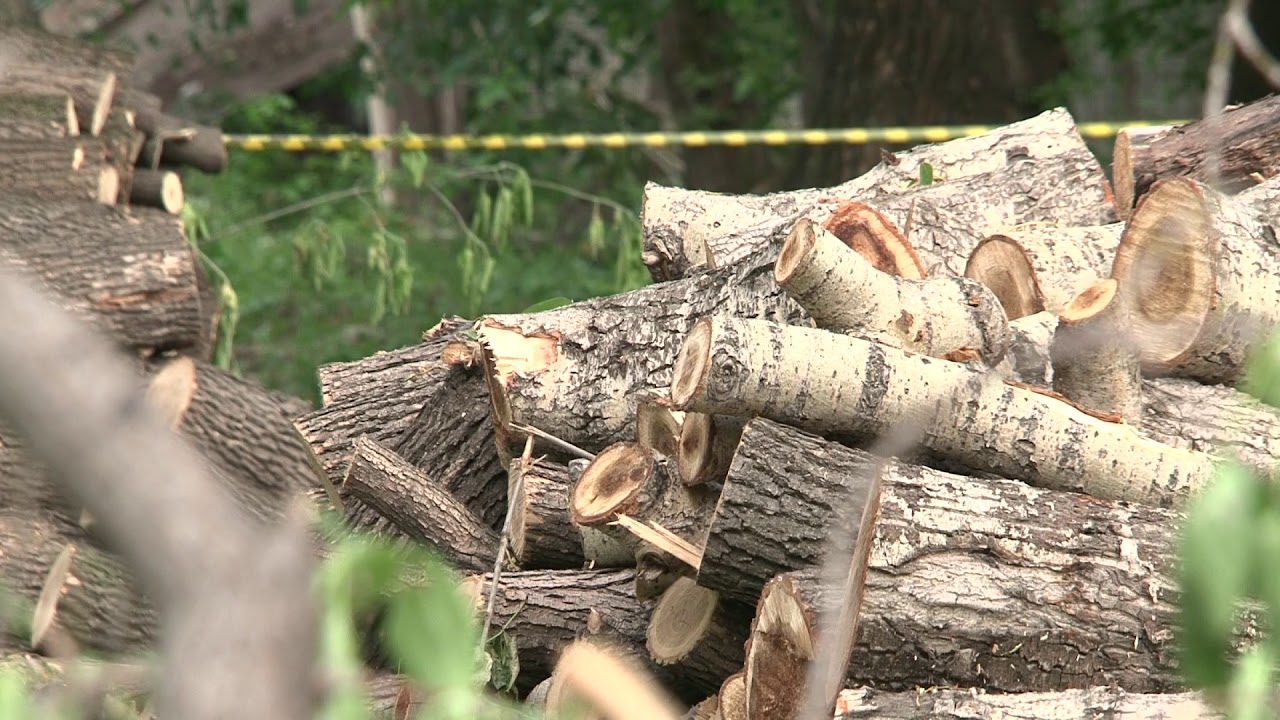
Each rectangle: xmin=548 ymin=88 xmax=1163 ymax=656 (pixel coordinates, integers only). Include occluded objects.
xmin=0 ymin=137 xmax=118 ymax=204
xmin=508 ymin=458 xmax=585 ymax=570
xmin=0 ymin=198 xmax=203 ymax=356
xmin=776 ymin=218 xmax=1010 ymax=364
xmin=342 ymin=437 xmax=497 ymax=573
xmin=1050 ymin=279 xmax=1143 ymax=420
xmin=717 ymin=425 xmax=1223 ymax=693
xmin=0 ymin=511 xmax=155 ymax=655
xmin=641 ymin=108 xmax=1111 ymax=281
xmin=0 ymin=93 xmax=79 ymax=140
xmin=964 ymin=223 xmax=1124 ymax=318
xmin=672 ymin=317 xmax=1216 ymax=508
xmin=392 ymin=362 xmax=506 ymax=530
xmin=146 ymin=356 xmax=326 ymax=514
xmin=479 ymin=248 xmax=806 ymax=457
xmin=1112 ymin=94 xmax=1280 ymax=218
xmin=0 ymin=32 xmax=126 ymax=136
xmin=1110 ymin=176 xmax=1280 ymax=384
xmin=831 ymin=686 xmax=1221 ymax=719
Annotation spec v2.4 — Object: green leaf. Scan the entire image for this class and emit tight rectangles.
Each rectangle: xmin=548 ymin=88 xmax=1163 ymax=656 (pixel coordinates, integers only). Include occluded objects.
xmin=493 ymin=186 xmax=515 ymax=251
xmin=403 ymin=150 xmax=429 ymax=189
xmin=918 ymin=161 xmax=934 ymax=187
xmin=513 ymin=167 xmax=534 ymax=225
xmin=587 ymin=203 xmax=606 ymax=257
xmin=1240 ymin=330 xmax=1280 ymax=410
xmin=521 ymin=296 xmax=572 ymax=313
xmin=1228 ymin=644 xmax=1274 ymax=720
xmin=0 ymin=669 xmax=32 ymax=720
xmin=471 ymin=191 xmax=493 ymax=241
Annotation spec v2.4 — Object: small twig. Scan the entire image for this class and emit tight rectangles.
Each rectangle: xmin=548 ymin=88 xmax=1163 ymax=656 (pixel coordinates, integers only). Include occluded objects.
xmin=612 ymin=515 xmax=703 ymax=569
xmin=481 ymin=435 xmax=532 ymax=644
xmin=509 ymin=422 xmax=595 ymax=460
xmin=207 ymin=186 xmax=372 ymax=244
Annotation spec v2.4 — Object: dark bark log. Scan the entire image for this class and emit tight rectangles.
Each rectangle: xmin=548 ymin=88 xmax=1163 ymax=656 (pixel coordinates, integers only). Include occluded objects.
xmin=0 ymin=137 xmax=118 ymax=204
xmin=0 ymin=28 xmax=129 ymax=137
xmin=647 ymin=577 xmax=750 ymax=704
xmin=480 ymin=244 xmax=807 ymax=458
xmin=127 ymin=168 xmax=184 ymax=214
xmin=392 ymin=362 xmax=506 ymax=530
xmin=0 ymin=197 xmax=203 ymax=356
xmin=342 ymin=436 xmax=497 ymax=573
xmin=137 ymin=124 xmax=228 ymax=174
xmin=508 ymin=458 xmax=585 ymax=570
xmin=147 ymin=356 xmax=327 ymax=517
xmin=0 ymin=510 xmax=155 ymax=655
xmin=1113 ymin=94 xmax=1280 ymax=217
xmin=314 ymin=317 xmax=470 ymax=406
xmin=0 ymin=92 xmax=79 ymax=140
xmin=831 ymin=686 xmax=1221 ymax=719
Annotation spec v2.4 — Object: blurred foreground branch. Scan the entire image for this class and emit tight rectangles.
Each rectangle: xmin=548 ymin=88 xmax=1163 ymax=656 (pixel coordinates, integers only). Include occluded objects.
xmin=0 ymin=265 xmax=317 ymax=720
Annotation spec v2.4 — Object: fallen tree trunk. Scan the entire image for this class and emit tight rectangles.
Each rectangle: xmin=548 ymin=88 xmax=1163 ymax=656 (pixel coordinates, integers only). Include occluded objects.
xmin=641 ymin=107 xmax=1112 ymax=280
xmin=672 ymin=316 xmax=1217 ymax=508
xmin=775 ymin=218 xmax=1010 ymax=364
xmin=507 ymin=458 xmax=585 ymax=570
xmin=1110 ymin=176 xmax=1280 ymax=384
xmin=1112 ymin=94 xmax=1280 ymax=218
xmin=479 ymin=246 xmax=806 ymax=457
xmin=133 ymin=107 xmax=228 ymax=174
xmin=145 ymin=356 xmax=326 ymax=515
xmin=964 ymin=223 xmax=1124 ymax=318
xmin=0 ymin=65 xmax=118 ymax=137
xmin=392 ymin=362 xmax=506 ymax=530
xmin=0 ymin=137 xmax=119 ymax=204
xmin=342 ymin=436 xmax=498 ymax=572
xmin=0 ymin=197 xmax=203 ymax=356
xmin=831 ymin=686 xmax=1222 ymax=719
xmin=717 ymin=423 xmax=1226 ymax=693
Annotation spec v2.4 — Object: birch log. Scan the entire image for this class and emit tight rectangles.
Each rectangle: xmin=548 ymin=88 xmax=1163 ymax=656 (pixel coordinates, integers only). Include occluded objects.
xmin=831 ymin=686 xmax=1221 ymax=719
xmin=1049 ymin=278 xmax=1143 ymax=420
xmin=641 ymin=107 xmax=1112 ymax=280
xmin=1110 ymin=176 xmax=1280 ymax=384
xmin=775 ymin=218 xmax=1009 ymax=363
xmin=671 ymin=316 xmax=1218 ymax=508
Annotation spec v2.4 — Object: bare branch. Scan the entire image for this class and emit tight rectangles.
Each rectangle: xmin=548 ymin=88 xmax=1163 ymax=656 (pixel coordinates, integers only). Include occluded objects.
xmin=0 ymin=265 xmax=317 ymax=720
xmin=1226 ymin=2 xmax=1280 ymax=88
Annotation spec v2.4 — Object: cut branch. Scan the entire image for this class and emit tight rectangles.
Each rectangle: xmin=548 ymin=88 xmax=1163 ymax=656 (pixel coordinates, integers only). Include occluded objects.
xmin=1050 ymin=279 xmax=1143 ymax=420
xmin=507 ymin=458 xmax=585 ymax=570
xmin=677 ymin=413 xmax=746 ymax=487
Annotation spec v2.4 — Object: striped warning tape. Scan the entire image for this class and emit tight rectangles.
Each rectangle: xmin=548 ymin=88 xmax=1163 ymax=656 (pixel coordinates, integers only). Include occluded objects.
xmin=222 ymin=121 xmax=1187 ymax=152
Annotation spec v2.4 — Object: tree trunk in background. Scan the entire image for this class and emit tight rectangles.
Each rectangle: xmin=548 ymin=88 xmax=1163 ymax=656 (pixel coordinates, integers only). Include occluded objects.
xmin=0 ymin=0 xmax=37 ymax=25
xmin=785 ymin=0 xmax=1069 ymax=188
xmin=1229 ymin=0 xmax=1280 ymax=104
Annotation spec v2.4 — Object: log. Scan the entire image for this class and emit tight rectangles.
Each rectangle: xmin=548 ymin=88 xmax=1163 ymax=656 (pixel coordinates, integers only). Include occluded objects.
xmin=831 ymin=686 xmax=1222 ymax=719
xmin=0 ymin=92 xmax=79 ymax=140
xmin=994 ymin=310 xmax=1057 ymax=386
xmin=341 ymin=436 xmax=498 ymax=573
xmin=146 ymin=356 xmax=326 ymax=516
xmin=133 ymin=108 xmax=228 ymax=174
xmin=676 ymin=413 xmax=745 ymax=487
xmin=964 ymin=223 xmax=1124 ymax=318
xmin=0 ymin=511 xmax=155 ymax=655
xmin=1050 ymin=278 xmax=1143 ymax=420
xmin=636 ymin=393 xmax=683 ymax=458
xmin=0 ymin=28 xmax=127 ymax=138
xmin=392 ymin=361 xmax=506 ymax=529
xmin=671 ymin=316 xmax=1217 ymax=508
xmin=647 ymin=577 xmax=749 ymax=707
xmin=1109 ymin=176 xmax=1280 ymax=384
xmin=127 ymin=168 xmax=184 ymax=214
xmin=775 ymin=218 xmax=1010 ymax=364
xmin=0 ymin=198 xmax=203 ymax=356
xmin=819 ymin=201 xmax=925 ymax=279
xmin=479 ymin=245 xmax=806 ymax=457
xmin=508 ymin=458 xmax=586 ymax=570
xmin=641 ymin=107 xmax=1113 ymax=280
xmin=716 ymin=425 xmax=1225 ymax=693
xmin=1113 ymin=94 xmax=1280 ymax=218
xmin=0 ymin=137 xmax=119 ymax=204
xmin=692 ymin=419 xmax=876 ymax=607
xmin=315 ymin=317 xmax=471 ymax=405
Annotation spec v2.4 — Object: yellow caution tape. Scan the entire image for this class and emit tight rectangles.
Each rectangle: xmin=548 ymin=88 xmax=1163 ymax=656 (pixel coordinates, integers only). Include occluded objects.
xmin=223 ymin=121 xmax=1188 ymax=152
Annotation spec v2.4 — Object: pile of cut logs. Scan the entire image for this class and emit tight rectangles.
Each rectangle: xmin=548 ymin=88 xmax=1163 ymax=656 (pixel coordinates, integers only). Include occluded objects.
xmin=295 ymin=95 xmax=1280 ymax=718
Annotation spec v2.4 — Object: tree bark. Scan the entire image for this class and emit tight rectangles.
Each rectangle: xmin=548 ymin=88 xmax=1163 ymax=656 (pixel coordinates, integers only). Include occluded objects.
xmin=479 ymin=247 xmax=806 ymax=457
xmin=0 ymin=33 xmax=125 ymax=137
xmin=636 ymin=394 xmax=683 ymax=459
xmin=1112 ymin=94 xmax=1280 ymax=218
xmin=508 ymin=458 xmax=585 ymax=570
xmin=146 ymin=356 xmax=327 ymax=516
xmin=342 ymin=436 xmax=497 ymax=573
xmin=392 ymin=362 xmax=506 ymax=530
xmin=831 ymin=686 xmax=1221 ymax=719
xmin=314 ymin=317 xmax=470 ymax=406
xmin=723 ymin=433 xmax=1224 ymax=693
xmin=672 ymin=316 xmax=1216 ymax=508
xmin=1050 ymin=279 xmax=1143 ymax=420
xmin=0 ymin=92 xmax=79 ymax=140
xmin=0 ymin=197 xmax=203 ymax=356
xmin=0 ymin=137 xmax=118 ymax=205
xmin=132 ymin=107 xmax=228 ymax=174
xmin=964 ymin=223 xmax=1124 ymax=318
xmin=776 ymin=218 xmax=1010 ymax=364
xmin=641 ymin=108 xmax=1111 ymax=281
xmin=128 ymin=169 xmax=184 ymax=214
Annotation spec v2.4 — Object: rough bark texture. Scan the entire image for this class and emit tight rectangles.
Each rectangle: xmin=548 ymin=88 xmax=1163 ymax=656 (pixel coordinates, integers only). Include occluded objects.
xmin=314 ymin=317 xmax=469 ymax=406
xmin=1113 ymin=94 xmax=1280 ymax=217
xmin=392 ymin=362 xmax=505 ymax=530
xmin=723 ymin=435 xmax=1218 ymax=693
xmin=479 ymin=246 xmax=807 ymax=456
xmin=149 ymin=356 xmax=326 ymax=518
xmin=133 ymin=108 xmax=227 ymax=173
xmin=641 ymin=107 xmax=1113 ymax=280
xmin=0 ymin=92 xmax=78 ymax=140
xmin=342 ymin=436 xmax=497 ymax=572
xmin=508 ymin=458 xmax=585 ymax=570
xmin=0 ymin=50 xmax=123 ymax=136
xmin=1111 ymin=176 xmax=1280 ymax=384
xmin=0 ymin=137 xmax=117 ymax=204
xmin=965 ymin=224 xmax=1123 ymax=317
xmin=831 ymin=686 xmax=1221 ymax=719
xmin=128 ymin=168 xmax=184 ymax=214
xmin=672 ymin=316 xmax=1216 ymax=508
xmin=0 ymin=511 xmax=155 ymax=655
xmin=0 ymin=197 xmax=202 ymax=355
xmin=995 ymin=311 xmax=1058 ymax=386
xmin=695 ymin=419 xmax=878 ymax=606
xmin=1050 ymin=279 xmax=1143 ymax=420
xmin=776 ymin=218 xmax=1010 ymax=364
